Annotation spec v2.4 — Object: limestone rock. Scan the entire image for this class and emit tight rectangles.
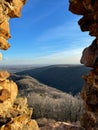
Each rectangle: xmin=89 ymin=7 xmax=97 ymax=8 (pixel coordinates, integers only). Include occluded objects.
xmin=0 ymin=89 xmax=11 ymax=103
xmin=0 ymin=1 xmax=40 ymax=130
xmin=7 ymin=0 xmax=27 ymax=18
xmin=89 ymin=23 xmax=98 ymax=36
xmin=0 ymin=71 xmax=10 ymax=81
xmin=80 ymin=38 xmax=98 ymax=67
xmin=69 ymin=0 xmax=87 ymax=15
xmin=69 ymin=0 xmax=98 ymax=129
xmin=69 ymin=0 xmax=98 ymax=37
xmin=0 ymin=71 xmax=18 ymax=116
xmin=0 ymin=0 xmax=26 ymax=50
xmin=80 ymin=68 xmax=98 ymax=129
xmin=12 ymin=97 xmax=33 ymax=118
xmin=0 ymin=80 xmax=18 ymax=104
xmin=0 ymin=37 xmax=10 ymax=50
xmin=0 ymin=18 xmax=10 ymax=39
xmin=78 ymin=15 xmax=93 ymax=32
xmin=81 ymin=69 xmax=98 ymax=111
xmin=0 ymin=97 xmax=40 ymax=130
xmin=81 ymin=111 xmax=96 ymax=130
xmin=0 ymin=99 xmax=12 ymax=116
xmin=0 ymin=3 xmax=7 ymax=24
xmin=0 ymin=115 xmax=40 ymax=130
xmin=40 ymin=121 xmax=84 ymax=130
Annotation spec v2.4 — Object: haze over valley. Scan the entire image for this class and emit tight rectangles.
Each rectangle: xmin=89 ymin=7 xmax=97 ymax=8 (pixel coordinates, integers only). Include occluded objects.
xmin=9 ymin=64 xmax=90 ymax=95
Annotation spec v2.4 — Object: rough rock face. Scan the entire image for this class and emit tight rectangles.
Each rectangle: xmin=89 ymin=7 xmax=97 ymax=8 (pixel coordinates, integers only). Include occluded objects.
xmin=69 ymin=0 xmax=98 ymax=36
xmin=0 ymin=97 xmax=39 ymax=130
xmin=37 ymin=118 xmax=84 ymax=130
xmin=69 ymin=0 xmax=98 ymax=130
xmin=40 ymin=121 xmax=84 ymax=130
xmin=0 ymin=71 xmax=40 ymax=130
xmin=0 ymin=0 xmax=40 ymax=130
xmin=0 ymin=0 xmax=27 ymax=51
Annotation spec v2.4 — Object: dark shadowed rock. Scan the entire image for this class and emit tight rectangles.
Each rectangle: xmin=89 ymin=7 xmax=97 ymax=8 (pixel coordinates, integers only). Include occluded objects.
xmin=69 ymin=0 xmax=98 ymax=129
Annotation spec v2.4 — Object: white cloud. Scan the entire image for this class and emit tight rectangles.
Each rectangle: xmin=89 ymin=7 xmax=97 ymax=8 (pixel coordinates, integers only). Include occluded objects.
xmin=30 ymin=0 xmax=66 ymax=24
xmin=31 ymin=47 xmax=84 ymax=64
xmin=37 ymin=24 xmax=67 ymax=42
xmin=0 ymin=47 xmax=84 ymax=65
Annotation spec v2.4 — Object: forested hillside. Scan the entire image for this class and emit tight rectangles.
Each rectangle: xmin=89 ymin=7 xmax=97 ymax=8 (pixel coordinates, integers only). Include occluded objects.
xmin=10 ymin=73 xmax=85 ymax=122
xmin=16 ymin=65 xmax=90 ymax=95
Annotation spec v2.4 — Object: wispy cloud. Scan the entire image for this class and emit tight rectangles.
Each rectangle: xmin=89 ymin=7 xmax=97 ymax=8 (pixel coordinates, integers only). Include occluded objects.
xmin=23 ymin=0 xmax=40 ymax=13
xmin=30 ymin=47 xmax=84 ymax=64
xmin=36 ymin=18 xmax=79 ymax=42
xmin=36 ymin=19 xmax=94 ymax=49
xmin=37 ymin=24 xmax=67 ymax=42
xmin=0 ymin=47 xmax=86 ymax=65
xmin=6 ymin=0 xmax=95 ymax=65
xmin=31 ymin=0 xmax=66 ymax=24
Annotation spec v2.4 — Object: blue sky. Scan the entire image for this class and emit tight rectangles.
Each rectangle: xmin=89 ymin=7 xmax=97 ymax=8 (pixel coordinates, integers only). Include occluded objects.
xmin=0 ymin=0 xmax=95 ymax=65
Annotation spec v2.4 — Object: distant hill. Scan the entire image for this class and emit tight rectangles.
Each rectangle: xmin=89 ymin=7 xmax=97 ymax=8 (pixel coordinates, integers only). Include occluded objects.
xmin=9 ymin=74 xmax=64 ymax=97
xmin=9 ymin=74 xmax=84 ymax=121
xmin=0 ymin=65 xmax=38 ymax=73
xmin=15 ymin=65 xmax=91 ymax=95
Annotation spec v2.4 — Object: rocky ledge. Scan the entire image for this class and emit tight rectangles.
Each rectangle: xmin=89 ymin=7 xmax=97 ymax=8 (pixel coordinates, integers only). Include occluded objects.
xmin=0 ymin=71 xmax=39 ymax=130
xmin=40 ymin=122 xmax=84 ymax=130
xmin=69 ymin=0 xmax=98 ymax=130
xmin=0 ymin=0 xmax=40 ymax=129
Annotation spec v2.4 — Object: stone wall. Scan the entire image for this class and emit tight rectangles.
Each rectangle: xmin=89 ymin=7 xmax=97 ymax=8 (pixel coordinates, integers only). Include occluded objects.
xmin=0 ymin=0 xmax=40 ymax=129
xmin=69 ymin=0 xmax=98 ymax=130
